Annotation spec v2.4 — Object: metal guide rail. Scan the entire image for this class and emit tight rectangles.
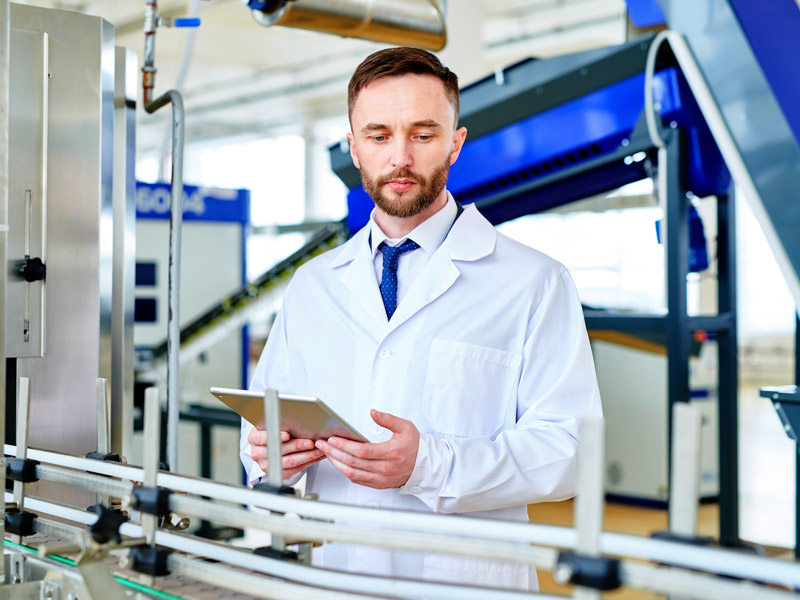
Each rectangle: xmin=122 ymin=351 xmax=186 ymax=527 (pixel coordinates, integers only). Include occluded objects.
xmin=140 ymin=221 xmax=348 ymax=373
xmin=3 ymin=395 xmax=800 ymax=599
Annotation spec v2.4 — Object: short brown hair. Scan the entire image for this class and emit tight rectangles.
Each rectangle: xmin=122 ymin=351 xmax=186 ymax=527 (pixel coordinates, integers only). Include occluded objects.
xmin=347 ymin=47 xmax=460 ymax=124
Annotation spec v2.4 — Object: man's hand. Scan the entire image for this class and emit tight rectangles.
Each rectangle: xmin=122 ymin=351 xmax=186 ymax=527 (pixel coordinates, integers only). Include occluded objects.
xmin=247 ymin=427 xmax=326 ymax=479
xmin=315 ymin=409 xmax=419 ymax=489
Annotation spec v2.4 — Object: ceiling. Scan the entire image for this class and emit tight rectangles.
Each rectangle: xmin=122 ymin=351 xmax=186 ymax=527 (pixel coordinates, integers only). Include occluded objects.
xmin=12 ymin=0 xmax=630 ymax=156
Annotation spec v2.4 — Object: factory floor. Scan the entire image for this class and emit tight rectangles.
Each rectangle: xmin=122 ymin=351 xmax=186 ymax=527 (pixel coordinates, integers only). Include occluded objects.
xmin=528 ymin=500 xmax=722 ymax=598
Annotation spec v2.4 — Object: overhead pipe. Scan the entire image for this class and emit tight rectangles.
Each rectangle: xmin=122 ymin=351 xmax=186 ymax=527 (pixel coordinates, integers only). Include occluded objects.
xmin=141 ymin=0 xmax=201 ymax=473
xmin=245 ymin=0 xmax=447 ymax=51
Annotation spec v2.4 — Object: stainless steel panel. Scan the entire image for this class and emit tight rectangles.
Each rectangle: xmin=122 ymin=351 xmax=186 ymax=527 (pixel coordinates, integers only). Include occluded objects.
xmin=112 ymin=46 xmax=136 ymax=460
xmin=7 ymin=28 xmax=47 ymax=358
xmin=10 ymin=5 xmax=114 ymax=474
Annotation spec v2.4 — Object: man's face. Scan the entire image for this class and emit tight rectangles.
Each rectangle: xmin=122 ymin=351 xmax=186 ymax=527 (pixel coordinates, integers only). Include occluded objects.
xmin=347 ymin=74 xmax=467 ymax=219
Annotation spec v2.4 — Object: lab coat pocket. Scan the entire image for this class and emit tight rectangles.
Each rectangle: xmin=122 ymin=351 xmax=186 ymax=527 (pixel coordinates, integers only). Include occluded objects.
xmin=422 ymin=339 xmax=521 ymax=438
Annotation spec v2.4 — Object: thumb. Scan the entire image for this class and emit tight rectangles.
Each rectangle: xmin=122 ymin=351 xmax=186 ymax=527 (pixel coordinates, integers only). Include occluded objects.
xmin=371 ymin=408 xmax=407 ymax=433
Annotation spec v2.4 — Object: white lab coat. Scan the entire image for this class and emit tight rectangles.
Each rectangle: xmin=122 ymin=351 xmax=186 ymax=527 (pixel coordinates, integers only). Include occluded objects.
xmin=241 ymin=202 xmax=602 ymax=592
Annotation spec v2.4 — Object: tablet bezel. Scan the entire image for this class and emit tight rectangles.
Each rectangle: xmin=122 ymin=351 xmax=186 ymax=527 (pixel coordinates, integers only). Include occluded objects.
xmin=209 ymin=386 xmax=368 ymax=443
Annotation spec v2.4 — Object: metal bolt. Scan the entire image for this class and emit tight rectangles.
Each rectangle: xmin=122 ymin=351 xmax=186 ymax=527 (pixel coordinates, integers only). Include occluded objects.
xmin=621 ymin=139 xmax=630 ymax=147
xmin=670 ymin=121 xmax=678 ymax=128
xmin=553 ymin=563 xmax=574 ymax=585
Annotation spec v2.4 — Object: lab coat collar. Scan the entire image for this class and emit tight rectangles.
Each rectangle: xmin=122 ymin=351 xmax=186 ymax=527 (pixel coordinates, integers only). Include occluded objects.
xmin=329 ymin=199 xmax=497 ymax=331
xmin=329 ymin=200 xmax=496 ymax=269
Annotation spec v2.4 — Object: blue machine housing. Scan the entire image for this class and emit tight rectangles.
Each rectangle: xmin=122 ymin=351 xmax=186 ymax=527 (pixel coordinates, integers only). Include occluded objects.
xmin=343 ymin=62 xmax=729 ymax=239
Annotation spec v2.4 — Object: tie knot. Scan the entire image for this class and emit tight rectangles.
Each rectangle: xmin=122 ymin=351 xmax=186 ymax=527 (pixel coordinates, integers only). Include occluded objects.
xmin=381 ymin=239 xmax=419 ymax=270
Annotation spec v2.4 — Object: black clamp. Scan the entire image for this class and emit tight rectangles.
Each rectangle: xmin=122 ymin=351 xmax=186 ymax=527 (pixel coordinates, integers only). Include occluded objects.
xmin=253 ymin=482 xmax=296 ymax=496
xmin=5 ymin=509 xmax=37 ymax=537
xmin=18 ymin=257 xmax=46 ymax=283
xmin=7 ymin=458 xmax=40 ymax=483
xmin=555 ymin=551 xmax=621 ymax=591
xmin=254 ymin=546 xmax=299 ymax=561
xmin=132 ymin=485 xmax=171 ymax=517
xmin=130 ymin=546 xmax=172 ymax=576
xmin=85 ymin=451 xmax=123 ymax=463
xmin=88 ymin=504 xmax=129 ymax=544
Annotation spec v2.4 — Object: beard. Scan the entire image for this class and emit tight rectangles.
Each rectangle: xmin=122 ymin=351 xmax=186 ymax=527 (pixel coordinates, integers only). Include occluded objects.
xmin=361 ymin=156 xmax=450 ymax=218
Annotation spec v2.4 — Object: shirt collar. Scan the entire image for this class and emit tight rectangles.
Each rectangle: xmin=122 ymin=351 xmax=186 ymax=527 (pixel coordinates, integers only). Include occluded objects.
xmin=369 ymin=191 xmax=458 ymax=258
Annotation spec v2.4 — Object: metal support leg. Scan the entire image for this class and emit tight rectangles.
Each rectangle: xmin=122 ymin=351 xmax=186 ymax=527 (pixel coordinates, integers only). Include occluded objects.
xmin=572 ymin=417 xmax=605 ymax=600
xmin=669 ymin=402 xmax=703 ymax=536
xmin=12 ymin=376 xmax=31 ymax=544
xmin=716 ymin=192 xmax=739 ymax=546
xmin=142 ymin=387 xmax=161 ymax=545
xmin=264 ymin=389 xmax=284 ymax=550
xmin=96 ymin=378 xmax=111 ymax=507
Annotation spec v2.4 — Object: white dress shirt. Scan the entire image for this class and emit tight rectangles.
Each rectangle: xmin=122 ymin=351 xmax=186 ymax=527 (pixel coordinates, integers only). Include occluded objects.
xmin=369 ymin=192 xmax=458 ymax=306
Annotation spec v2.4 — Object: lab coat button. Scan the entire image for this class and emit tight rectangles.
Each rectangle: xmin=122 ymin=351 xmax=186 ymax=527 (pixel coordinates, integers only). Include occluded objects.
xmin=408 ymin=486 xmax=422 ymax=495
xmin=366 ymin=501 xmax=380 ymax=509
xmin=379 ymin=348 xmax=392 ymax=359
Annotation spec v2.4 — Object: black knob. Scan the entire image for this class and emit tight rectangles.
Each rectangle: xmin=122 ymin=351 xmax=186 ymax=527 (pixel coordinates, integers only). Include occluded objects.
xmin=19 ymin=257 xmax=46 ymax=282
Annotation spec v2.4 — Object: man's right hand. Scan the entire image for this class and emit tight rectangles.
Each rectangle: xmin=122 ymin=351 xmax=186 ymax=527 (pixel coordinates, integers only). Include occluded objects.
xmin=247 ymin=428 xmax=326 ymax=479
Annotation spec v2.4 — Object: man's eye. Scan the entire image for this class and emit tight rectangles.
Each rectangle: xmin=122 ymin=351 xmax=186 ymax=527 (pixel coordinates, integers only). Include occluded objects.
xmin=417 ymin=135 xmax=432 ymax=141
xmin=373 ymin=136 xmax=387 ymax=142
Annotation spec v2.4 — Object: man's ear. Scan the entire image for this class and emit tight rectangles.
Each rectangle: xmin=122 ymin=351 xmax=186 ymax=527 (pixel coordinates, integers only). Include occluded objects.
xmin=449 ymin=126 xmax=468 ymax=165
xmin=347 ymin=132 xmax=361 ymax=170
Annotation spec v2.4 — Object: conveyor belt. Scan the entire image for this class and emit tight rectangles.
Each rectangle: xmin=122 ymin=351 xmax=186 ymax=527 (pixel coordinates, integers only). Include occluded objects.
xmin=140 ymin=221 xmax=348 ymax=373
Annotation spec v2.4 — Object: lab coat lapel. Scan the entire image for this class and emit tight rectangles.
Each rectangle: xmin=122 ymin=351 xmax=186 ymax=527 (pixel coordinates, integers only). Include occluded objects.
xmin=387 ymin=204 xmax=496 ymax=333
xmin=387 ymin=249 xmax=460 ymax=332
xmin=335 ymin=230 xmax=388 ymax=328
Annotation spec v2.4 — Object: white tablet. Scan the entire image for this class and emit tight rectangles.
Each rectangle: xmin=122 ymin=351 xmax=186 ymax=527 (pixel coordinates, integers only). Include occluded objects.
xmin=209 ymin=387 xmax=368 ymax=443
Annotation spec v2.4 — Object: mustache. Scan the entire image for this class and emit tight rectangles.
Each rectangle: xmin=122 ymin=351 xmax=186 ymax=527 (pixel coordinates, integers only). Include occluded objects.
xmin=375 ymin=168 xmax=424 ymax=186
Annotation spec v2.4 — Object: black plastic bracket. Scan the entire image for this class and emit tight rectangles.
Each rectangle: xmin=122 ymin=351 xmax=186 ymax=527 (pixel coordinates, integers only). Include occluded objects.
xmin=130 ymin=546 xmax=172 ymax=576
xmin=556 ymin=551 xmax=622 ymax=591
xmin=254 ymin=546 xmax=299 ymax=561
xmin=6 ymin=458 xmax=40 ymax=483
xmin=88 ymin=504 xmax=129 ymax=544
xmin=132 ymin=485 xmax=171 ymax=516
xmin=253 ymin=482 xmax=296 ymax=496
xmin=85 ymin=451 xmax=122 ymax=463
xmin=5 ymin=509 xmax=36 ymax=537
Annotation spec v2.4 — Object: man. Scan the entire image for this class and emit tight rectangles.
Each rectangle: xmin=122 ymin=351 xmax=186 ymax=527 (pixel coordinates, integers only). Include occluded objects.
xmin=241 ymin=47 xmax=602 ymax=592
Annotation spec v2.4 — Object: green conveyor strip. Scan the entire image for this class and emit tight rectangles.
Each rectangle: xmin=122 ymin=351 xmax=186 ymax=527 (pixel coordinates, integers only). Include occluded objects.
xmin=4 ymin=540 xmax=184 ymax=599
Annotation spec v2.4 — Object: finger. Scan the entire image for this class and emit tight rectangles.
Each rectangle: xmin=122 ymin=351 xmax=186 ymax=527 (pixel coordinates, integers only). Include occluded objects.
xmin=283 ymin=455 xmax=327 ymax=478
xmin=247 ymin=428 xmax=290 ymax=447
xmin=282 ymin=448 xmax=325 ymax=471
xmin=327 ymin=454 xmax=380 ymax=487
xmin=281 ymin=438 xmax=317 ymax=456
xmin=316 ymin=440 xmax=378 ymax=471
xmin=324 ymin=436 xmax=382 ymax=460
xmin=370 ymin=409 xmax=409 ymax=433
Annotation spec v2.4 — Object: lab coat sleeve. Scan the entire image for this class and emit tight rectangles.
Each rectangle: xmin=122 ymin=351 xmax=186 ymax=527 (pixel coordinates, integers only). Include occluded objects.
xmin=399 ymin=269 xmax=602 ymax=514
xmin=240 ymin=292 xmax=309 ymax=488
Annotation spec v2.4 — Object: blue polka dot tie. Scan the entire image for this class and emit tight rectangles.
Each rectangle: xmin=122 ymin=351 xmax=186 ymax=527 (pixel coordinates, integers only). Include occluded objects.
xmin=379 ymin=239 xmax=419 ymax=320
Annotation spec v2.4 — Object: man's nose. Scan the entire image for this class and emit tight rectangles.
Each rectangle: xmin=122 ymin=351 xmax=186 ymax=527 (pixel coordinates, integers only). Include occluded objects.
xmin=390 ymin=139 xmax=412 ymax=168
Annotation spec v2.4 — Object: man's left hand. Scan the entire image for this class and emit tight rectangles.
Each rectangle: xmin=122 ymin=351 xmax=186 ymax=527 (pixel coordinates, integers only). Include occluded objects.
xmin=315 ymin=409 xmax=419 ymax=489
